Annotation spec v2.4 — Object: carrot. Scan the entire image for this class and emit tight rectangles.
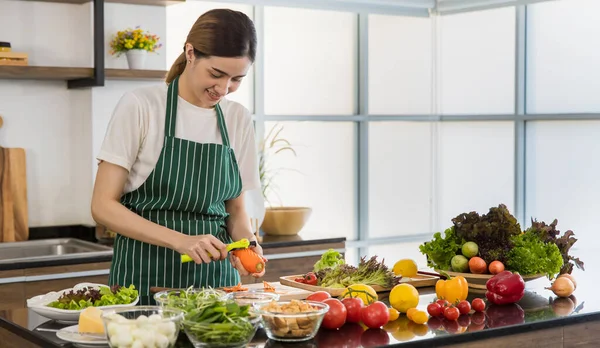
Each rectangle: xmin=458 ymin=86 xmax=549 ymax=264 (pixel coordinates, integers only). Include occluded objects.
xmin=223 ymin=282 xmax=248 ymax=292
xmin=232 ymin=248 xmax=265 ymax=274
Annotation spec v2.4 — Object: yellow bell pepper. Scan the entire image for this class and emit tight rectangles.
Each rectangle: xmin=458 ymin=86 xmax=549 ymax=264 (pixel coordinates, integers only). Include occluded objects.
xmin=435 ymin=274 xmax=469 ymax=304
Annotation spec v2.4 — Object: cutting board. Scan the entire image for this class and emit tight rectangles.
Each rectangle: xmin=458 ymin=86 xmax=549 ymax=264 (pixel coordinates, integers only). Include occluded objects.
xmin=0 ymin=145 xmax=28 ymax=242
xmin=242 ymin=281 xmax=313 ymax=301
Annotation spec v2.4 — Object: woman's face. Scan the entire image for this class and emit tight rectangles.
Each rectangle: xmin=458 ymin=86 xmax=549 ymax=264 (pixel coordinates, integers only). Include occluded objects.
xmin=183 ymin=44 xmax=252 ymax=108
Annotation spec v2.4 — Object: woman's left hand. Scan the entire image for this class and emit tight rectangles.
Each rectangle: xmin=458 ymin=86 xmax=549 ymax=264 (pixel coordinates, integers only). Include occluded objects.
xmin=230 ymin=242 xmax=268 ymax=278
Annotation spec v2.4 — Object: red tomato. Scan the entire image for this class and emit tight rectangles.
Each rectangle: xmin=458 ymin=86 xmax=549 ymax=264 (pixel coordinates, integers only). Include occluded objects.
xmin=341 ymin=297 xmax=364 ymax=323
xmin=443 ymin=306 xmax=460 ymax=321
xmin=306 ymin=291 xmax=331 ymax=302
xmin=360 ymin=301 xmax=390 ymax=329
xmin=436 ymin=299 xmax=449 ymax=308
xmin=472 ymin=298 xmax=486 ymax=312
xmin=457 ymin=300 xmax=471 ymax=315
xmin=322 ymin=299 xmax=347 ymax=330
xmin=427 ymin=302 xmax=443 ymax=317
xmin=360 ymin=328 xmax=390 ymax=348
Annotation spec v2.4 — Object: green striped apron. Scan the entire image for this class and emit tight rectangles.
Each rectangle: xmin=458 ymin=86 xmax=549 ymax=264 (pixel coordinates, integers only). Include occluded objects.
xmin=108 ymin=76 xmax=242 ymax=305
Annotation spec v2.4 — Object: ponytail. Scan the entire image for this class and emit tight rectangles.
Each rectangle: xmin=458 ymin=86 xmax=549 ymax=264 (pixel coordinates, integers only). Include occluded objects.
xmin=165 ymin=52 xmax=186 ymax=84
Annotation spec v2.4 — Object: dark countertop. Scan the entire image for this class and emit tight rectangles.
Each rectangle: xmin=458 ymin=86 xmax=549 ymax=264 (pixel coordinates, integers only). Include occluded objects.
xmin=1 ymin=246 xmax=595 ymax=348
xmin=0 ymin=225 xmax=345 ymax=271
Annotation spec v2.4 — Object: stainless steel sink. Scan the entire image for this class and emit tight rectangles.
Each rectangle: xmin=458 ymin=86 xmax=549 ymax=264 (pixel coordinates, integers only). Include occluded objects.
xmin=0 ymin=238 xmax=113 ymax=264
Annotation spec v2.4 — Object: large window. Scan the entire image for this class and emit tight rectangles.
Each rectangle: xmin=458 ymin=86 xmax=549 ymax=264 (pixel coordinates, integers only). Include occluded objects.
xmin=165 ymin=0 xmax=599 ymax=267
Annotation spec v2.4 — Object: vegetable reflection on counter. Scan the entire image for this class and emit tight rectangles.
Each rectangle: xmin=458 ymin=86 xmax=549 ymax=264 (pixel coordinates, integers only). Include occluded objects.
xmin=418 ymin=204 xmax=584 ymax=279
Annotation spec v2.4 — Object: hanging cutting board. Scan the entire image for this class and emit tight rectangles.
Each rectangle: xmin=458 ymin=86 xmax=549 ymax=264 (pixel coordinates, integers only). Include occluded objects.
xmin=0 ymin=117 xmax=29 ymax=242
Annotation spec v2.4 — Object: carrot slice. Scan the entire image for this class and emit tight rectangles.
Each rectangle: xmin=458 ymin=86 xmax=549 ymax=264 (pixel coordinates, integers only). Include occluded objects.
xmin=263 ymin=281 xmax=276 ymax=292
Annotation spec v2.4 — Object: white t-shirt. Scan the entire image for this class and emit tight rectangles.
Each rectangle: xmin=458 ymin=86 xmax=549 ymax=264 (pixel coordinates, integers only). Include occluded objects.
xmin=96 ymin=83 xmax=260 ymax=195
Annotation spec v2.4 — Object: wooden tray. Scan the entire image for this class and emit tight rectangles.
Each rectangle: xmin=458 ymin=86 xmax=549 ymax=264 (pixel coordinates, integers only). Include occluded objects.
xmin=437 ymin=270 xmax=545 ymax=290
xmin=279 ymin=273 xmax=439 ymax=297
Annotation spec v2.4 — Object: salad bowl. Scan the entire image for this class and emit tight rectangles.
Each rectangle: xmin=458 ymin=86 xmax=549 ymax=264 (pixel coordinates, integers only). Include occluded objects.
xmin=27 ymin=282 xmax=139 ymax=322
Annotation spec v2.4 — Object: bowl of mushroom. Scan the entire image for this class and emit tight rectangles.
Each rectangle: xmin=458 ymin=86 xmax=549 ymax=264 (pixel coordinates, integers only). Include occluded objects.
xmin=254 ymin=300 xmax=329 ymax=342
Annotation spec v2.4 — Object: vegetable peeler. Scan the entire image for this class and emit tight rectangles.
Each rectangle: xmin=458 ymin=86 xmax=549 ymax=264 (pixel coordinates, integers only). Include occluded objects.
xmin=180 ymin=238 xmax=257 ymax=263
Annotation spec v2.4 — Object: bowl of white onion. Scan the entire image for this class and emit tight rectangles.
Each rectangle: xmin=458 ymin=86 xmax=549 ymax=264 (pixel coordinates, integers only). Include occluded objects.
xmin=101 ymin=306 xmax=184 ymax=348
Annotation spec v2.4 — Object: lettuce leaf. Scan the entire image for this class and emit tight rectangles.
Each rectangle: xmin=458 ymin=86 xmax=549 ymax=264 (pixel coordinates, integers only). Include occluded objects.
xmin=313 ymin=249 xmax=345 ymax=272
xmin=419 ymin=227 xmax=463 ymax=271
xmin=506 ymin=233 xmax=563 ymax=279
xmin=46 ymin=284 xmax=138 ymax=310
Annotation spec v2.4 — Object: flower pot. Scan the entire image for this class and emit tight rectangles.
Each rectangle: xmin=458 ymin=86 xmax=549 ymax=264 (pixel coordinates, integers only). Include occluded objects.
xmin=125 ymin=49 xmax=147 ymax=70
xmin=260 ymin=207 xmax=312 ymax=236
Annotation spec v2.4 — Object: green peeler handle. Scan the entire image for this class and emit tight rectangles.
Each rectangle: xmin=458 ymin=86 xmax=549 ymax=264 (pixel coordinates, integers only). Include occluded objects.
xmin=181 ymin=238 xmax=250 ymax=263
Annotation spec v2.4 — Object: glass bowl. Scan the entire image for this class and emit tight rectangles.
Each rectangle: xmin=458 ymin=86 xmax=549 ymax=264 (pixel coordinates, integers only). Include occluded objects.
xmin=101 ymin=306 xmax=184 ymax=348
xmin=153 ymin=288 xmax=226 ymax=312
xmin=224 ymin=291 xmax=280 ymax=307
xmin=182 ymin=316 xmax=259 ymax=348
xmin=255 ymin=300 xmax=329 ymax=342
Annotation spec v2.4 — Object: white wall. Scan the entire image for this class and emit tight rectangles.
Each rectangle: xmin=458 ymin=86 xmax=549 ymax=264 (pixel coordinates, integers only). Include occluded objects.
xmin=0 ymin=1 xmax=166 ymax=227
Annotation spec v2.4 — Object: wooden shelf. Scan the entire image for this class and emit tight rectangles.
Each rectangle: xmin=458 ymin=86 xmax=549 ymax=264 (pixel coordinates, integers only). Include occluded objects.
xmin=106 ymin=68 xmax=166 ymax=80
xmin=0 ymin=66 xmax=167 ymax=81
xmin=0 ymin=66 xmax=90 ymax=80
xmin=18 ymin=0 xmax=184 ymax=6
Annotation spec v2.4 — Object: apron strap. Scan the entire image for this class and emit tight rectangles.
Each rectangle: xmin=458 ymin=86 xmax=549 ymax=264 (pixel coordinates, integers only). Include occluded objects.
xmin=215 ymin=103 xmax=231 ymax=148
xmin=165 ymin=76 xmax=179 ymax=138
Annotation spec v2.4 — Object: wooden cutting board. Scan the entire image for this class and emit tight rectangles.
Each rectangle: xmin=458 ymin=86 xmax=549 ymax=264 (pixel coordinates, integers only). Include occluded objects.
xmin=0 ymin=145 xmax=28 ymax=242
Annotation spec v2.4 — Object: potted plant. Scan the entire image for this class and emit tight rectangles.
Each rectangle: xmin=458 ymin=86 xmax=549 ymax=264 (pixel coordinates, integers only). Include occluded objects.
xmin=259 ymin=124 xmax=312 ymax=236
xmin=109 ymin=26 xmax=162 ymax=70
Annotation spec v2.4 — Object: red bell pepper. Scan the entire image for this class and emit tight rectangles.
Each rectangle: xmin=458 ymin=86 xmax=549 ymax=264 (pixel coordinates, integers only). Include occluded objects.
xmin=485 ymin=270 xmax=525 ymax=305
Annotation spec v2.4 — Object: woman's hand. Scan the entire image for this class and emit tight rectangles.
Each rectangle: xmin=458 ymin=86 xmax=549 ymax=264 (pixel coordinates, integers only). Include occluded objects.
xmin=230 ymin=242 xmax=268 ymax=278
xmin=174 ymin=234 xmax=228 ymax=264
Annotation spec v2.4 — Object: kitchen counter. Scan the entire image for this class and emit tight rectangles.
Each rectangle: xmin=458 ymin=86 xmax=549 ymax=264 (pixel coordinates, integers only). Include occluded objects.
xmin=1 ymin=247 xmax=598 ymax=348
xmin=0 ymin=233 xmax=346 ymax=272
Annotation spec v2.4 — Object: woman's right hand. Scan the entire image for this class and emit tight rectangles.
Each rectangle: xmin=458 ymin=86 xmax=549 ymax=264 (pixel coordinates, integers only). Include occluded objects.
xmin=175 ymin=234 xmax=228 ymax=264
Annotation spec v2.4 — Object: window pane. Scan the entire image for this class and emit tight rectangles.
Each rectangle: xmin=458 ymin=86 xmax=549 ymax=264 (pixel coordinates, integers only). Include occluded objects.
xmin=366 ymin=241 xmax=429 ymax=270
xmin=369 ymin=122 xmax=433 ymax=238
xmin=440 ymin=7 xmax=515 ymax=115
xmin=165 ymin=3 xmax=255 ymax=112
xmin=525 ymin=120 xmax=599 ymax=248
xmin=437 ymin=122 xmax=515 ymax=231
xmin=368 ymin=14 xmax=432 ymax=115
xmin=262 ymin=122 xmax=356 ymax=240
xmin=527 ymin=0 xmax=600 ymax=113
xmin=264 ymin=7 xmax=357 ymax=115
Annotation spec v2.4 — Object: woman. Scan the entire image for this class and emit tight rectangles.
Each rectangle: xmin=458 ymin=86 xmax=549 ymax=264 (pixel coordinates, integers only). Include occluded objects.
xmin=91 ymin=9 xmax=265 ymax=304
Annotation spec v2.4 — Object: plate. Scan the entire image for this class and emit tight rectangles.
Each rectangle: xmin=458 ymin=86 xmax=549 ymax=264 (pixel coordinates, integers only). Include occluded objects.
xmin=436 ymin=270 xmax=546 ymax=290
xmin=279 ymin=273 xmax=439 ymax=296
xmin=27 ymin=282 xmax=139 ymax=322
xmin=56 ymin=325 xmax=107 ymax=345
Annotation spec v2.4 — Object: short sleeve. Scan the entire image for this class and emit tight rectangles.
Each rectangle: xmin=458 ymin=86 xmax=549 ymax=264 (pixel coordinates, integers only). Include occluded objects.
xmin=96 ymin=92 xmax=144 ymax=171
xmin=237 ymin=111 xmax=261 ymax=192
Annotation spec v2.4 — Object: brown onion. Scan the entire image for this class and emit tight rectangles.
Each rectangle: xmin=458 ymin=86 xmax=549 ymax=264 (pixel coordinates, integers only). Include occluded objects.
xmin=558 ymin=273 xmax=577 ymax=290
xmin=546 ymin=277 xmax=575 ymax=298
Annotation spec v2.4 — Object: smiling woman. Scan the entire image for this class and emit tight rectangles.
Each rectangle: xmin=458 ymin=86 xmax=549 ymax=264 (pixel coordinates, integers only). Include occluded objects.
xmin=90 ymin=9 xmax=265 ymax=304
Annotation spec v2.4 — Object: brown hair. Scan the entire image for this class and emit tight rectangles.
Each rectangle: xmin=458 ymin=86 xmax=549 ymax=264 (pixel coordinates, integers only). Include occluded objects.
xmin=166 ymin=9 xmax=257 ymax=83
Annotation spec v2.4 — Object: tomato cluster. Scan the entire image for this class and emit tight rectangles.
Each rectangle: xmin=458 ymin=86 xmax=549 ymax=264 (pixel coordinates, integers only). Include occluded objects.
xmin=294 ymin=272 xmax=318 ymax=285
xmin=426 ymin=297 xmax=496 ymax=334
xmin=307 ymin=291 xmax=394 ymax=348
xmin=307 ymin=291 xmax=391 ymax=330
